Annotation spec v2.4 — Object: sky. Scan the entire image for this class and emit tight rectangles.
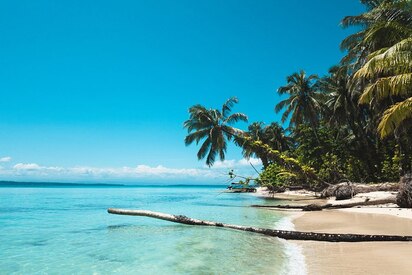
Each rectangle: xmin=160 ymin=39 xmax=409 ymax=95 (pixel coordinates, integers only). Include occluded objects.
xmin=0 ymin=0 xmax=364 ymax=184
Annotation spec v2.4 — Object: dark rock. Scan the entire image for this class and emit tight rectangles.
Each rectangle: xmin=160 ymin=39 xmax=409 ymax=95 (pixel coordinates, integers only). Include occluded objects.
xmin=396 ymin=174 xmax=412 ymax=208
xmin=335 ymin=183 xmax=354 ymax=200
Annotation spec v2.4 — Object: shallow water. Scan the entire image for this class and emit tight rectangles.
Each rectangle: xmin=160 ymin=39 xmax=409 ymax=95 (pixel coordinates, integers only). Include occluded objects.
xmin=0 ymin=185 xmax=296 ymax=274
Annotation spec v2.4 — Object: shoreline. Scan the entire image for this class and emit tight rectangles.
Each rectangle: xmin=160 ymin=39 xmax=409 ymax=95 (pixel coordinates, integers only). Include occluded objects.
xmin=256 ymin=187 xmax=412 ymax=274
xmin=282 ymin=190 xmax=412 ymax=275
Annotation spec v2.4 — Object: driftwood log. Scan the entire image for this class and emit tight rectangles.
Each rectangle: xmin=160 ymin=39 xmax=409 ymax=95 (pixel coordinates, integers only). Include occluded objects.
xmin=320 ymin=182 xmax=398 ymax=198
xmin=107 ymin=208 xmax=412 ymax=242
xmin=251 ymin=198 xmax=397 ymax=211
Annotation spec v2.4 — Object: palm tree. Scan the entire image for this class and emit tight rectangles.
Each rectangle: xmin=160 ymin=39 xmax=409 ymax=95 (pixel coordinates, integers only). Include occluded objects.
xmin=236 ymin=122 xmax=266 ymax=164
xmin=183 ymin=97 xmax=248 ymax=166
xmin=355 ymin=38 xmax=412 ymax=172
xmin=263 ymin=122 xmax=293 ymax=152
xmin=321 ymin=66 xmax=355 ymax=126
xmin=341 ymin=0 xmax=412 ymax=68
xmin=184 ymin=98 xmax=325 ymax=186
xmin=356 ymin=39 xmax=412 ymax=137
xmin=236 ymin=122 xmax=293 ymax=168
xmin=320 ymin=65 xmax=382 ymax=177
xmin=275 ymin=70 xmax=322 ymax=135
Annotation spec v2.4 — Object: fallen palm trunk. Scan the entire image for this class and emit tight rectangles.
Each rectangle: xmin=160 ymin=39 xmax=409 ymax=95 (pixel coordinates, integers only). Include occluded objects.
xmin=251 ymin=198 xmax=396 ymax=211
xmin=107 ymin=208 xmax=412 ymax=242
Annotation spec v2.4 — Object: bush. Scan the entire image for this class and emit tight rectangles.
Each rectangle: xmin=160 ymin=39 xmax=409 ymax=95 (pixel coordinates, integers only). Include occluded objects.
xmin=256 ymin=163 xmax=297 ymax=191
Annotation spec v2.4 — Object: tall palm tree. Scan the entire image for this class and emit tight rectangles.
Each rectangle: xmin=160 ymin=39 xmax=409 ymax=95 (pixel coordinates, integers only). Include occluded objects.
xmin=275 ymin=70 xmax=322 ymax=132
xmin=183 ymin=97 xmax=248 ymax=166
xmin=353 ymin=0 xmax=412 ymax=175
xmin=321 ymin=65 xmax=381 ymax=176
xmin=321 ymin=66 xmax=355 ymax=126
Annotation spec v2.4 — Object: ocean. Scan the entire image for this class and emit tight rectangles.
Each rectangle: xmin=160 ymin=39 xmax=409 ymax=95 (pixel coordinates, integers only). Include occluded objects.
xmin=0 ymin=184 xmax=305 ymax=274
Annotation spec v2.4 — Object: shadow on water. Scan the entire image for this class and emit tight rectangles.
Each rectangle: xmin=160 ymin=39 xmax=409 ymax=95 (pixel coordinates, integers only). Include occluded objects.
xmin=24 ymin=239 xmax=48 ymax=247
xmin=106 ymin=224 xmax=136 ymax=230
xmin=191 ymin=202 xmax=245 ymax=208
xmin=106 ymin=224 xmax=188 ymax=232
xmin=87 ymin=253 xmax=126 ymax=263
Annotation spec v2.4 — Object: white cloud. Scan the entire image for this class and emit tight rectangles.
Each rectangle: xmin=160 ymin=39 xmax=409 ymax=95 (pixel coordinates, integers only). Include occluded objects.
xmin=211 ymin=158 xmax=262 ymax=169
xmin=211 ymin=160 xmax=236 ymax=169
xmin=0 ymin=158 xmax=261 ymax=183
xmin=0 ymin=156 xmax=11 ymax=162
xmin=2 ymin=163 xmax=216 ymax=180
xmin=238 ymin=158 xmax=262 ymax=166
xmin=13 ymin=163 xmax=42 ymax=170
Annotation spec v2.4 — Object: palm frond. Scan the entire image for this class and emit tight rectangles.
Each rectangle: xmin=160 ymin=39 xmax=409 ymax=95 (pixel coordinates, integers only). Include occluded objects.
xmin=197 ymin=138 xmax=211 ymax=160
xmin=225 ymin=112 xmax=248 ymax=124
xmin=221 ymin=97 xmax=239 ymax=119
xmin=184 ymin=128 xmax=210 ymax=146
xmin=359 ymin=73 xmax=412 ymax=104
xmin=378 ymin=97 xmax=412 ymax=137
xmin=275 ymin=97 xmax=293 ymax=113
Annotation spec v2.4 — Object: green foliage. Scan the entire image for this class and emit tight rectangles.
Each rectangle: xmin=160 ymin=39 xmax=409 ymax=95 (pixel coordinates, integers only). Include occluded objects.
xmin=183 ymin=97 xmax=248 ymax=166
xmin=185 ymin=0 xmax=412 ymax=187
xmin=380 ymin=150 xmax=400 ymax=181
xmin=344 ymin=157 xmax=370 ymax=183
xmin=256 ymin=163 xmax=298 ymax=190
xmin=317 ymin=153 xmax=345 ymax=184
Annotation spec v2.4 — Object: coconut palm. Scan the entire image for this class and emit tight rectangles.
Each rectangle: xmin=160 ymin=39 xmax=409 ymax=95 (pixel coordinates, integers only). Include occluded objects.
xmin=183 ymin=97 xmax=248 ymax=166
xmin=356 ymin=37 xmax=412 ymax=137
xmin=320 ymin=66 xmax=358 ymax=126
xmin=275 ymin=70 xmax=322 ymax=132
xmin=236 ymin=122 xmax=293 ymax=168
xmin=263 ymin=122 xmax=293 ymax=152
xmin=341 ymin=0 xmax=412 ymax=68
xmin=184 ymin=98 xmax=324 ymax=186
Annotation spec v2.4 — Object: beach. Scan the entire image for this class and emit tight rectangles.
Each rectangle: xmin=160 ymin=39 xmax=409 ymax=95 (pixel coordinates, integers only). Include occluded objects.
xmin=289 ymin=194 xmax=412 ymax=274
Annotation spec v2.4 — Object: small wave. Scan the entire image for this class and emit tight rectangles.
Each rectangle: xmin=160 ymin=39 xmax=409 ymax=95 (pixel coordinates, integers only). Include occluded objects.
xmin=275 ymin=216 xmax=307 ymax=275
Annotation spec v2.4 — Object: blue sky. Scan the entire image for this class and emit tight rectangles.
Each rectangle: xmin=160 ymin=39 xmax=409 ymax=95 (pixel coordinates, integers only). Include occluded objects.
xmin=0 ymin=0 xmax=364 ymax=183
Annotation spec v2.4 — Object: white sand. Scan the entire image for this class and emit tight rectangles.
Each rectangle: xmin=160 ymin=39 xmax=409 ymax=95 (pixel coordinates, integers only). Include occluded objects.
xmin=290 ymin=190 xmax=412 ymax=275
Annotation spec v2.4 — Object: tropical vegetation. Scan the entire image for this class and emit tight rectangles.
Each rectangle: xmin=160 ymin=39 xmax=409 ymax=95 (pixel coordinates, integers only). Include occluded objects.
xmin=184 ymin=0 xmax=412 ymax=204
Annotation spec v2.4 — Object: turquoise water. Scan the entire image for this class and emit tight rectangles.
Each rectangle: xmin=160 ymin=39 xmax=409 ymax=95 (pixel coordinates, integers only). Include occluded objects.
xmin=0 ymin=185 xmax=298 ymax=274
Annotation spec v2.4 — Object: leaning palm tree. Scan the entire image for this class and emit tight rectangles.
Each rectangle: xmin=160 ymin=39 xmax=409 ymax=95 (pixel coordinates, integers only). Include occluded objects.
xmin=183 ymin=97 xmax=248 ymax=166
xmin=235 ymin=122 xmax=292 ymax=168
xmin=263 ymin=122 xmax=293 ymax=153
xmin=275 ymin=70 xmax=322 ymax=132
xmin=236 ymin=122 xmax=267 ymax=166
xmin=184 ymin=98 xmax=325 ymax=186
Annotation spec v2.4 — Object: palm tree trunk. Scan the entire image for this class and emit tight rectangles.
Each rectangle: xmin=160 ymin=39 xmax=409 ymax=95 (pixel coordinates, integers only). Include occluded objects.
xmin=108 ymin=208 xmax=412 ymax=242
xmin=221 ymin=127 xmax=328 ymax=187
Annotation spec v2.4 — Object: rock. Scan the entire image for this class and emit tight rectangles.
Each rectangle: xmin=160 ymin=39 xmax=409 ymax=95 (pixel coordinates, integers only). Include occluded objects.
xmin=320 ymin=182 xmax=354 ymax=200
xmin=335 ymin=183 xmax=354 ymax=200
xmin=320 ymin=184 xmax=339 ymax=198
xmin=396 ymin=174 xmax=412 ymax=208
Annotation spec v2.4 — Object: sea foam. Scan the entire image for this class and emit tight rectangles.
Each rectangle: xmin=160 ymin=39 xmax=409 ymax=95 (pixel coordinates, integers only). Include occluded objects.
xmin=275 ymin=215 xmax=307 ymax=275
